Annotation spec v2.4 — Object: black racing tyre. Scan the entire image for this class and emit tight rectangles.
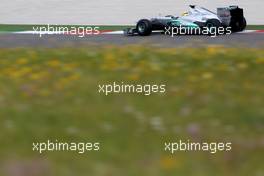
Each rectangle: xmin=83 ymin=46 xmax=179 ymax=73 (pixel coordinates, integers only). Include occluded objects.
xmin=136 ymin=19 xmax=152 ymax=36
xmin=205 ymin=19 xmax=222 ymax=36
xmin=240 ymin=17 xmax=247 ymax=31
xmin=230 ymin=17 xmax=247 ymax=32
xmin=241 ymin=17 xmax=247 ymax=31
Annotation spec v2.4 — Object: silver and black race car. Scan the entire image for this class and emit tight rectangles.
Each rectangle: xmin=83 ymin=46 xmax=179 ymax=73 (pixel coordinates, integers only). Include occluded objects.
xmin=124 ymin=5 xmax=247 ymax=36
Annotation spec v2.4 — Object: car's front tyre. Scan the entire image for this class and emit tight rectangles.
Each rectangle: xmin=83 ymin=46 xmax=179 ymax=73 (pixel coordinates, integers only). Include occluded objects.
xmin=205 ymin=19 xmax=222 ymax=36
xmin=136 ymin=19 xmax=152 ymax=36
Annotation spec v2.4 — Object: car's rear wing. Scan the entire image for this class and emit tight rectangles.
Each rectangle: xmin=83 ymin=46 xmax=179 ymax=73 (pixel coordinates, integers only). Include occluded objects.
xmin=217 ymin=6 xmax=244 ymax=26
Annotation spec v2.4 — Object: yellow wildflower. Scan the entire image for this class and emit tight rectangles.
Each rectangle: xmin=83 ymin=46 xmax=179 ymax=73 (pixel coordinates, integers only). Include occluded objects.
xmin=16 ymin=58 xmax=28 ymax=65
xmin=256 ymin=58 xmax=264 ymax=64
xmin=237 ymin=62 xmax=248 ymax=69
xmin=202 ymin=72 xmax=214 ymax=79
xmin=160 ymin=156 xmax=178 ymax=170
xmin=47 ymin=60 xmax=61 ymax=67
xmin=206 ymin=46 xmax=218 ymax=55
xmin=127 ymin=74 xmax=140 ymax=81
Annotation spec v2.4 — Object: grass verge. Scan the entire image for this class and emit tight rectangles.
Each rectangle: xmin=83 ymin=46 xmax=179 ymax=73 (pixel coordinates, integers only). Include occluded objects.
xmin=0 ymin=24 xmax=134 ymax=32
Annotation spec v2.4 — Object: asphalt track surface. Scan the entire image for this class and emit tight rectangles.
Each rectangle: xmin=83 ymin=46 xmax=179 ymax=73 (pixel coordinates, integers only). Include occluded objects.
xmin=0 ymin=33 xmax=264 ymax=48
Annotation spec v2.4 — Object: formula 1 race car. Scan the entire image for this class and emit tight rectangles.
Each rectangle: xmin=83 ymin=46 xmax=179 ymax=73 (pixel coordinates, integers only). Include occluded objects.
xmin=124 ymin=5 xmax=247 ymax=36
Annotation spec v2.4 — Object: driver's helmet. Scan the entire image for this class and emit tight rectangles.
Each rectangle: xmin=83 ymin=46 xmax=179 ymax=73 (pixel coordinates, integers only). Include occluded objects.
xmin=181 ymin=12 xmax=189 ymax=16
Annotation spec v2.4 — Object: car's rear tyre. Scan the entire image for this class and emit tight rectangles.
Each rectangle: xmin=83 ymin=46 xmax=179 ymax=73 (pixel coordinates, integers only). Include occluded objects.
xmin=230 ymin=17 xmax=247 ymax=32
xmin=241 ymin=17 xmax=247 ymax=31
xmin=205 ymin=19 xmax=222 ymax=36
xmin=136 ymin=19 xmax=152 ymax=36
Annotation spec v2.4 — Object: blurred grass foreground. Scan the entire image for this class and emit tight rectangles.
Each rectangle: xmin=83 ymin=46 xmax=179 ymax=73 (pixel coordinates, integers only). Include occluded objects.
xmin=0 ymin=46 xmax=263 ymax=176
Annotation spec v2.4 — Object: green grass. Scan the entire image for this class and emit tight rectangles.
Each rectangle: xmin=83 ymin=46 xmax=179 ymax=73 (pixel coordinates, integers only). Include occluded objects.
xmin=0 ymin=46 xmax=264 ymax=176
xmin=246 ymin=25 xmax=264 ymax=30
xmin=0 ymin=24 xmax=134 ymax=32
xmin=0 ymin=24 xmax=263 ymax=32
